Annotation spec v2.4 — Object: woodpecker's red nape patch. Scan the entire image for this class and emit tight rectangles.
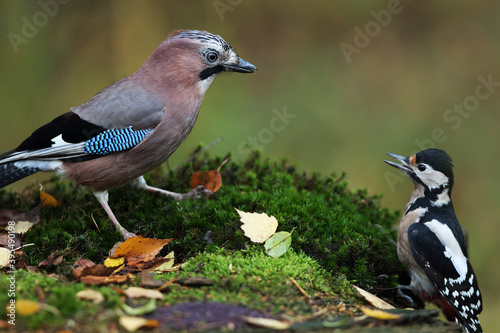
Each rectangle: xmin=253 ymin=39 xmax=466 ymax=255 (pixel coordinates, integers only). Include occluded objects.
xmin=409 ymin=154 xmax=416 ymax=166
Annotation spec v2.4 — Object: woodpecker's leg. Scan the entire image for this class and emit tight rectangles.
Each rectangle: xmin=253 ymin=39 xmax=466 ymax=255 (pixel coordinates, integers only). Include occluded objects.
xmin=131 ymin=176 xmax=212 ymax=200
xmin=94 ymin=191 xmax=136 ymax=240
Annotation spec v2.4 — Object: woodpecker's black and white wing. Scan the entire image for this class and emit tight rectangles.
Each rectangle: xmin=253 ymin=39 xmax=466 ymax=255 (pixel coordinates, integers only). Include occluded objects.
xmin=408 ymin=221 xmax=482 ymax=332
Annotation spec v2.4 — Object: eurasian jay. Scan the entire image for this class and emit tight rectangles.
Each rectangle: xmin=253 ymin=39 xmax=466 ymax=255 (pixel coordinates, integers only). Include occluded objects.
xmin=0 ymin=30 xmax=256 ymax=239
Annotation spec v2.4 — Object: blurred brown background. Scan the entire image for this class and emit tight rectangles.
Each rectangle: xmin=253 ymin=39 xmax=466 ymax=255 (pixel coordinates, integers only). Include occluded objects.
xmin=0 ymin=1 xmax=499 ymax=330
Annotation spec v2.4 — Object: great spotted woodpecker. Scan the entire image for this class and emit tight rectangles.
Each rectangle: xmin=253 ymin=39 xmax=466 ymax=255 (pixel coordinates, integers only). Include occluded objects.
xmin=385 ymin=149 xmax=482 ymax=333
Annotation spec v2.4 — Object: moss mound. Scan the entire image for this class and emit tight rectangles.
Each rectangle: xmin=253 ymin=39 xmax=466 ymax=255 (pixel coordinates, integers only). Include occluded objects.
xmin=1 ymin=151 xmax=403 ymax=289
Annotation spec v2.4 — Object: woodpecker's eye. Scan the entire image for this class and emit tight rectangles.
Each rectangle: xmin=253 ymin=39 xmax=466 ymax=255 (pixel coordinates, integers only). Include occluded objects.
xmin=417 ymin=164 xmax=427 ymax=172
xmin=205 ymin=51 xmax=219 ymax=64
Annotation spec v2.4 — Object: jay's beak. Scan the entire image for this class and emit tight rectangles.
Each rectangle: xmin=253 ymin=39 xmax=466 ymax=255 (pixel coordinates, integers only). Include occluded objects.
xmin=384 ymin=153 xmax=415 ymax=176
xmin=224 ymin=57 xmax=257 ymax=73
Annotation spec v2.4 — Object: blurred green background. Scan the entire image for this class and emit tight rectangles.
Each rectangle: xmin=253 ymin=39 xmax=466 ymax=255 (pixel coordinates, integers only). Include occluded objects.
xmin=0 ymin=1 xmax=499 ymax=330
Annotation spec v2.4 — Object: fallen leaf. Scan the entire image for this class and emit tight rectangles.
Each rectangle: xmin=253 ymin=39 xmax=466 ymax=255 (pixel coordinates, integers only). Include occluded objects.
xmin=235 ymin=208 xmax=278 ymax=243
xmin=73 ymin=258 xmax=96 ymax=279
xmin=0 ymin=207 xmax=40 ymax=237
xmin=354 ymin=285 xmax=395 ymax=310
xmin=0 ymin=233 xmax=21 ymax=249
xmin=0 ymin=207 xmax=40 ymax=224
xmin=40 ymin=187 xmax=63 ymax=207
xmin=149 ymin=251 xmax=175 ymax=271
xmin=15 ymin=299 xmax=41 ymax=315
xmin=0 ymin=248 xmax=9 ymax=268
xmin=38 ymin=252 xmax=65 ymax=268
xmin=81 ymin=274 xmax=128 ymax=285
xmin=119 ymin=316 xmax=159 ymax=332
xmin=76 ymin=289 xmax=104 ymax=303
xmin=112 ymin=236 xmax=173 ymax=267
xmin=104 ymin=257 xmax=126 ymax=268
xmin=360 ymin=306 xmax=401 ymax=320
xmin=241 ymin=316 xmax=290 ymax=330
xmin=189 ymin=158 xmax=228 ymax=194
xmin=124 ymin=287 xmax=163 ymax=300
xmin=264 ymin=231 xmax=292 ymax=257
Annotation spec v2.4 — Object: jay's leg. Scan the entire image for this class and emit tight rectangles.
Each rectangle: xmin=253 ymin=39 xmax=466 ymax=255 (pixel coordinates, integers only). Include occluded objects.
xmin=131 ymin=176 xmax=212 ymax=200
xmin=94 ymin=191 xmax=136 ymax=240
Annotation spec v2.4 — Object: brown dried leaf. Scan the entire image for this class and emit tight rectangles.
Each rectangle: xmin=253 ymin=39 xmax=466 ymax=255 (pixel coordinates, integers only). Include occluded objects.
xmin=80 ymin=264 xmax=117 ymax=277
xmin=38 ymin=252 xmax=64 ymax=268
xmin=188 ymin=157 xmax=228 ymax=194
xmin=73 ymin=258 xmax=96 ymax=279
xmin=112 ymin=236 xmax=173 ymax=267
xmin=80 ymin=274 xmax=128 ymax=285
xmin=189 ymin=170 xmax=222 ymax=194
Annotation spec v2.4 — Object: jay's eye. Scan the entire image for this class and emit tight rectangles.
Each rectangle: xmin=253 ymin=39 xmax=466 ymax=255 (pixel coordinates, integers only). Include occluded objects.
xmin=417 ymin=164 xmax=427 ymax=171
xmin=205 ymin=51 xmax=219 ymax=63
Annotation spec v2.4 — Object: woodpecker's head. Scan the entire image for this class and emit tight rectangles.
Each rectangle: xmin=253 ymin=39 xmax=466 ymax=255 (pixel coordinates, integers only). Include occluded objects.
xmin=385 ymin=149 xmax=454 ymax=192
xmin=139 ymin=30 xmax=256 ymax=96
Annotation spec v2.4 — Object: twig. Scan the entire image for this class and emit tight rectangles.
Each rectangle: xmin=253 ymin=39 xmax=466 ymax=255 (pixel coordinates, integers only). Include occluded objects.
xmin=290 ymin=277 xmax=310 ymax=298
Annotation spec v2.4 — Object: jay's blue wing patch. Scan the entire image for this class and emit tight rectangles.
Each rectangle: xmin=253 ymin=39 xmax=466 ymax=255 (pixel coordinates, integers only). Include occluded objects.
xmin=84 ymin=127 xmax=153 ymax=156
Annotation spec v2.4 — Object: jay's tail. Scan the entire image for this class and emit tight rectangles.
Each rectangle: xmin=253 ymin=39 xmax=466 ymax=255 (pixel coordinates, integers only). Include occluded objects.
xmin=0 ymin=162 xmax=41 ymax=188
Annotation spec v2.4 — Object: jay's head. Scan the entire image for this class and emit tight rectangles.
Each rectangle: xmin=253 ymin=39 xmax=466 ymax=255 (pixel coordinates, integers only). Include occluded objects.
xmin=385 ymin=149 xmax=455 ymax=191
xmin=140 ymin=30 xmax=256 ymax=95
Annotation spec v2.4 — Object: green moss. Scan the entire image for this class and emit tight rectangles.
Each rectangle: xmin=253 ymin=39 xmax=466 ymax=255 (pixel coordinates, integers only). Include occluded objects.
xmin=0 ymin=269 xmax=122 ymax=331
xmin=0 ymin=151 xmax=403 ymax=288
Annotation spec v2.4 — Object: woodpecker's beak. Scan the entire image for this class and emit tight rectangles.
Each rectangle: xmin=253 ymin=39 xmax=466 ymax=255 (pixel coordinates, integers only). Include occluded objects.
xmin=224 ymin=57 xmax=257 ymax=73
xmin=384 ymin=153 xmax=415 ymax=176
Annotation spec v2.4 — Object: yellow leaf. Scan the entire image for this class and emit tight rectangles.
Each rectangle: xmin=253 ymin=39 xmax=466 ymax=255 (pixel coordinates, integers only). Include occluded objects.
xmin=151 ymin=251 xmax=175 ymax=271
xmin=40 ymin=190 xmax=63 ymax=207
xmin=104 ymin=257 xmax=126 ymax=268
xmin=13 ymin=221 xmax=36 ymax=234
xmin=119 ymin=316 xmax=149 ymax=332
xmin=16 ymin=299 xmax=41 ymax=315
xmin=361 ymin=306 xmax=401 ymax=320
xmin=235 ymin=208 xmax=278 ymax=243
